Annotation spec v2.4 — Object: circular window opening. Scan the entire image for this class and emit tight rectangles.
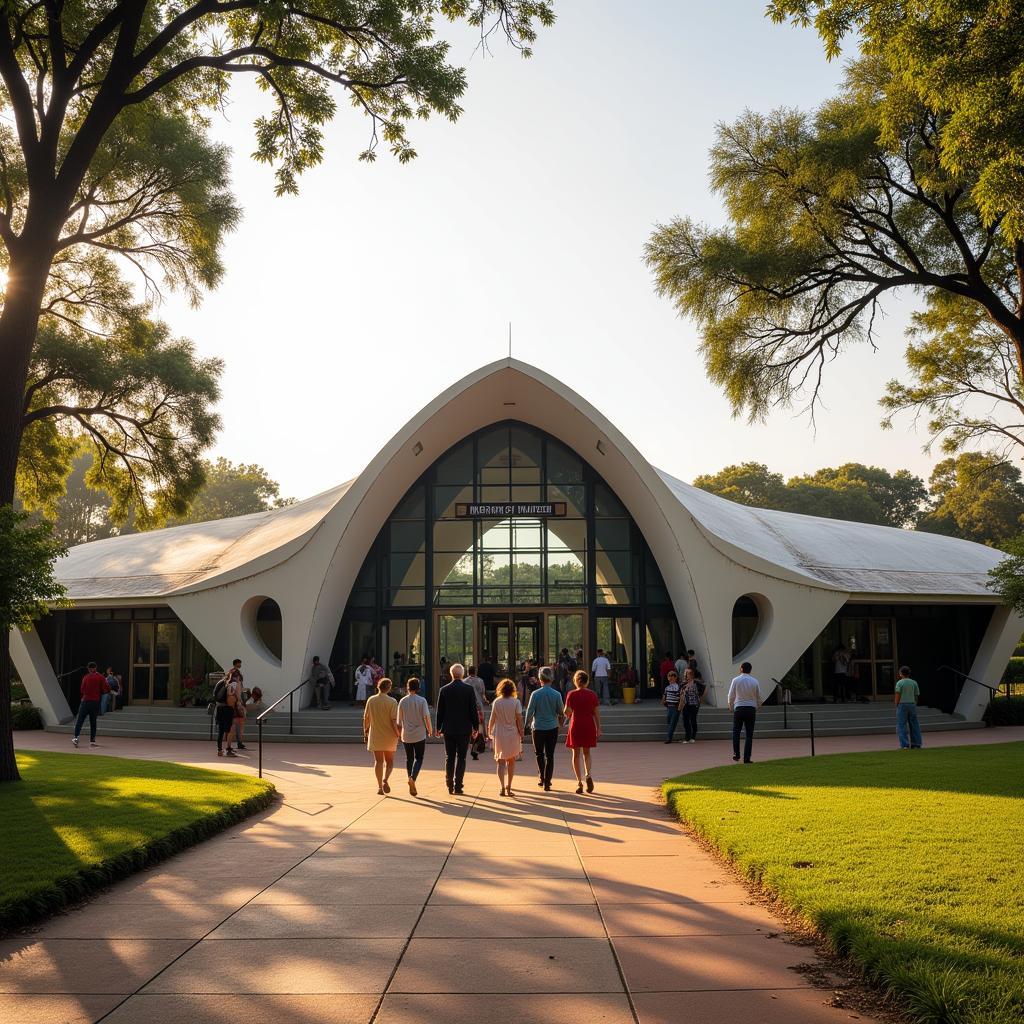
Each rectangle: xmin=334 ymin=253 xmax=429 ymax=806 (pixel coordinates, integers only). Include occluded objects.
xmin=255 ymin=598 xmax=282 ymax=661
xmin=732 ymin=596 xmax=760 ymax=659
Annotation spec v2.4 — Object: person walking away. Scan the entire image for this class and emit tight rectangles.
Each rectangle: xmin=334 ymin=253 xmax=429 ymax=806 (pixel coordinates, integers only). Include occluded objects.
xmin=894 ymin=666 xmax=923 ymax=749
xmin=72 ymin=662 xmax=109 ymax=748
xmin=673 ymin=651 xmax=689 ymax=684
xmin=525 ymin=666 xmax=565 ymax=791
xmin=518 ymin=659 xmax=538 ymax=705
xmin=662 ymin=670 xmax=681 ymax=743
xmin=364 ymin=677 xmax=401 ymax=794
xmin=728 ymin=661 xmax=761 ymax=764
xmin=659 ymin=652 xmax=675 ymax=688
xmin=557 ymin=648 xmax=577 ymax=695
xmin=681 ymin=668 xmax=702 ymax=742
xmin=466 ymin=665 xmax=488 ymax=760
xmin=435 ymin=663 xmax=479 ymax=795
xmin=226 ymin=664 xmax=246 ymax=751
xmin=591 ymin=649 xmax=612 ymax=706
xmin=478 ymin=653 xmax=496 ymax=699
xmin=565 ymin=670 xmax=601 ymax=794
xmin=398 ymin=677 xmax=432 ymax=796
xmin=832 ymin=643 xmax=851 ymax=703
xmin=102 ymin=666 xmax=119 ymax=714
xmin=233 ymin=687 xmax=251 ymax=750
xmin=354 ymin=657 xmax=373 ymax=707
xmin=489 ymin=678 xmax=524 ymax=796
xmin=214 ymin=660 xmax=242 ymax=757
xmin=311 ymin=656 xmax=335 ymax=710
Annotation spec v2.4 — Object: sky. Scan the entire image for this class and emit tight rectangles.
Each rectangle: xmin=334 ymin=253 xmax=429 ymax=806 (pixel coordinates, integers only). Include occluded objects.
xmin=158 ymin=0 xmax=934 ymax=502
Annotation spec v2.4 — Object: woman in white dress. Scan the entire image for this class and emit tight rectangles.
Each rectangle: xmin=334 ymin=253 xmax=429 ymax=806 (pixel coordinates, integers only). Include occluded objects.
xmin=488 ymin=677 xmax=524 ymax=797
xmin=353 ymin=658 xmax=373 ymax=706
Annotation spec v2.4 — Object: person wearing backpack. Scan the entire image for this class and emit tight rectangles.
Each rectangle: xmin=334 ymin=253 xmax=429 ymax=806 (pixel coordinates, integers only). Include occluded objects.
xmin=215 ymin=660 xmax=242 ymax=757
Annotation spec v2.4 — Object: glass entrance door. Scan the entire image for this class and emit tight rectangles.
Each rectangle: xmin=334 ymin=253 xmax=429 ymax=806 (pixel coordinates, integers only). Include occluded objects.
xmin=840 ymin=616 xmax=898 ymax=700
xmin=130 ymin=621 xmax=179 ymax=705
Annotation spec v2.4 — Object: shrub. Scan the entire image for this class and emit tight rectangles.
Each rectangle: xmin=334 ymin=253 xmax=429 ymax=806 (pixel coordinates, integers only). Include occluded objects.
xmin=984 ymin=696 xmax=1024 ymax=727
xmin=11 ymin=705 xmax=43 ymax=730
xmin=11 ymin=681 xmax=28 ymax=701
xmin=1002 ymin=657 xmax=1024 ymax=685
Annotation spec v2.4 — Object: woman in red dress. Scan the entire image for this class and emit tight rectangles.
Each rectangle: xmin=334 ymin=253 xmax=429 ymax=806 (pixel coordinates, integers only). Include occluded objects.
xmin=564 ymin=669 xmax=602 ymax=794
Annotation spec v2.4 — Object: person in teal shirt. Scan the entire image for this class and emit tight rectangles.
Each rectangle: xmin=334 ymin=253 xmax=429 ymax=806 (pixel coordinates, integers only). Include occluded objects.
xmin=894 ymin=665 xmax=922 ymax=749
xmin=525 ymin=666 xmax=565 ymax=791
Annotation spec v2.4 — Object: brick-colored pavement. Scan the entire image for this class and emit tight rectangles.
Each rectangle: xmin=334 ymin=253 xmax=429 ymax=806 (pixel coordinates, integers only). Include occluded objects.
xmin=3 ymin=725 xmax=1019 ymax=1023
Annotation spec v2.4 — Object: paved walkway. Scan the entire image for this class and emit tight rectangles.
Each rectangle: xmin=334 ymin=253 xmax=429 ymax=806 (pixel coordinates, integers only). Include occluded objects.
xmin=3 ymin=727 xmax=1019 ymax=1024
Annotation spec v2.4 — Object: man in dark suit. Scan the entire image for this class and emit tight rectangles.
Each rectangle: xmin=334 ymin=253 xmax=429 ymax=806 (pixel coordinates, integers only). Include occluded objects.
xmin=435 ymin=662 xmax=479 ymax=795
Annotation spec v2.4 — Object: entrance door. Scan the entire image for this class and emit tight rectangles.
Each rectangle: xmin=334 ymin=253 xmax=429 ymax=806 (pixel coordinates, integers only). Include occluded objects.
xmin=840 ymin=616 xmax=897 ymax=700
xmin=512 ymin=613 xmax=542 ymax=671
xmin=130 ymin=620 xmax=178 ymax=705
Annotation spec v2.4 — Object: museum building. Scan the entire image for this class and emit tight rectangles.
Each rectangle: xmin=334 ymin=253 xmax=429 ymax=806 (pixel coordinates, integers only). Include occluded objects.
xmin=12 ymin=359 xmax=1020 ymax=726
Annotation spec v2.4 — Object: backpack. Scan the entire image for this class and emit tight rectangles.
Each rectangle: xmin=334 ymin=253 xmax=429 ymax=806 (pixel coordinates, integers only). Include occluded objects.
xmin=213 ymin=679 xmax=228 ymax=704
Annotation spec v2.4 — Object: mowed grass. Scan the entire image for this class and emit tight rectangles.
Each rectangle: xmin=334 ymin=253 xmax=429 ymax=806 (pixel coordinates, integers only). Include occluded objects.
xmin=663 ymin=743 xmax=1024 ymax=1024
xmin=2 ymin=749 xmax=275 ymax=929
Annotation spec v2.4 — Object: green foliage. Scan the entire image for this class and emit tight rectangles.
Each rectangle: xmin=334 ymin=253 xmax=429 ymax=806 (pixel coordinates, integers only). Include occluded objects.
xmin=918 ymin=453 xmax=1024 ymax=547
xmin=1000 ymin=658 xmax=1024 ymax=686
xmin=18 ymin=318 xmax=222 ymax=528
xmin=171 ymin=457 xmax=292 ymax=525
xmin=10 ymin=706 xmax=42 ymax=730
xmin=694 ymin=461 xmax=926 ymax=528
xmin=987 ymin=535 xmax=1024 ymax=613
xmin=984 ymin=696 xmax=1024 ymax=726
xmin=646 ymin=35 xmax=1024 ymax=421
xmin=0 ymin=506 xmax=67 ymax=633
xmin=664 ymin=743 xmax=1024 ymax=1024
xmin=768 ymin=1 xmax=1024 ymax=242
xmin=0 ymin=749 xmax=275 ymax=929
xmin=881 ymin=294 xmax=1024 ymax=459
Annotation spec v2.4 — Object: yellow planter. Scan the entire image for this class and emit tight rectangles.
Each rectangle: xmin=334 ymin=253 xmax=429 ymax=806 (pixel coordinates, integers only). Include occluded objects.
xmin=622 ymin=686 xmax=637 ymax=704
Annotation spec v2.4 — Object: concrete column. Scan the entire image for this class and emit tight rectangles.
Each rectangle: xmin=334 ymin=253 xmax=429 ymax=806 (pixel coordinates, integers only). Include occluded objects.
xmin=9 ymin=627 xmax=72 ymax=725
xmin=955 ymin=604 xmax=1024 ymax=721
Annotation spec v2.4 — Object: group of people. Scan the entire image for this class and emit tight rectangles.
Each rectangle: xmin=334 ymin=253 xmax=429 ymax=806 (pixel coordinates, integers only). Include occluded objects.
xmin=212 ymin=659 xmax=265 ymax=756
xmin=71 ymin=663 xmax=122 ymax=747
xmin=362 ymin=662 xmax=603 ymax=797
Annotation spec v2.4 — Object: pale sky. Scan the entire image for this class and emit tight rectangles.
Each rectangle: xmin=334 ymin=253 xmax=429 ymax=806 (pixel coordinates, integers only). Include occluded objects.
xmin=159 ymin=0 xmax=934 ymax=501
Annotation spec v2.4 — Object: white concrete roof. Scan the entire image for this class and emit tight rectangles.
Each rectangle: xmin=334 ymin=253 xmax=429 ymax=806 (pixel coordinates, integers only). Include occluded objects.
xmin=53 ymin=360 xmax=1004 ymax=603
xmin=658 ymin=471 xmax=1002 ymax=597
xmin=55 ymin=481 xmax=351 ymax=599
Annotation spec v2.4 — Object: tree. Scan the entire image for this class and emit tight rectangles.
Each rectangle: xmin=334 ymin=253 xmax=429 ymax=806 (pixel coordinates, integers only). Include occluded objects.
xmin=644 ymin=43 xmax=1024 ymax=421
xmin=987 ymin=536 xmax=1024 ymax=614
xmin=172 ymin=457 xmax=291 ymax=524
xmin=917 ymin=452 xmax=1024 ymax=547
xmin=0 ymin=508 xmax=66 ymax=780
xmin=692 ymin=462 xmax=789 ymax=509
xmin=880 ymin=294 xmax=1024 ymax=459
xmin=39 ymin=444 xmax=117 ymax=547
xmin=0 ymin=0 xmax=554 ymax=781
xmin=694 ymin=461 xmax=926 ymax=528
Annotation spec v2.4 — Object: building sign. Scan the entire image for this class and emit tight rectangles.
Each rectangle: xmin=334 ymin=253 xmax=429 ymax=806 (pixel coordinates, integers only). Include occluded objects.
xmin=455 ymin=502 xmax=567 ymax=519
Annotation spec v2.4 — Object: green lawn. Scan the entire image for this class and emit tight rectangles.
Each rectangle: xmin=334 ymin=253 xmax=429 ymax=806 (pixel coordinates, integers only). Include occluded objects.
xmin=663 ymin=743 xmax=1024 ymax=1024
xmin=2 ymin=749 xmax=275 ymax=929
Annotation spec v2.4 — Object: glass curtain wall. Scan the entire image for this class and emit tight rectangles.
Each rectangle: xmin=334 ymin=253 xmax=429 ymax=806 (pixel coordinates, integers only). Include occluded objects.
xmin=335 ymin=422 xmax=684 ymax=699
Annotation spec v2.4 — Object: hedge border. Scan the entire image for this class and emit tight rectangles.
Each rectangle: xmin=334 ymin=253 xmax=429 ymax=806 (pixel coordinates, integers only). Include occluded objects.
xmin=0 ymin=782 xmax=276 ymax=933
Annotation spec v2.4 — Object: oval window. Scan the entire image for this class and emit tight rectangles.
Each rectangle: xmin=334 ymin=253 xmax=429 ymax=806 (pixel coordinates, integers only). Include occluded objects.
xmin=731 ymin=596 xmax=760 ymax=659
xmin=255 ymin=598 xmax=282 ymax=661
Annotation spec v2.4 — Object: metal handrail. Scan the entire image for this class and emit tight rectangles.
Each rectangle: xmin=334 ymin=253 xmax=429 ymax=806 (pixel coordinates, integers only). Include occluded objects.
xmin=937 ymin=664 xmax=999 ymax=697
xmin=256 ymin=677 xmax=310 ymax=778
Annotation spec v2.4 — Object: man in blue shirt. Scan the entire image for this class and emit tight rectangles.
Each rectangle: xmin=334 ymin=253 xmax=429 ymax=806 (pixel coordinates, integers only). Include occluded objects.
xmin=525 ymin=666 xmax=565 ymax=792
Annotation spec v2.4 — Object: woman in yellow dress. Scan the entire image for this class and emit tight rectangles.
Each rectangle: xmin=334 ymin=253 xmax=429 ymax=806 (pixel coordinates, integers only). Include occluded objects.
xmin=363 ymin=677 xmax=400 ymax=794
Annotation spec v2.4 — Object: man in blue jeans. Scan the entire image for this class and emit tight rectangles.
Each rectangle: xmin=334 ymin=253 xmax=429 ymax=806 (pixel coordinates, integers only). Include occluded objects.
xmin=894 ymin=665 xmax=923 ymax=749
xmin=525 ymin=666 xmax=565 ymax=791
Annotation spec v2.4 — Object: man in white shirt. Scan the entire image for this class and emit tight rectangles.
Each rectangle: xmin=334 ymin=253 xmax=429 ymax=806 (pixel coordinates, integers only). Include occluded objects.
xmin=591 ymin=649 xmax=613 ymax=706
xmin=727 ymin=661 xmax=762 ymax=764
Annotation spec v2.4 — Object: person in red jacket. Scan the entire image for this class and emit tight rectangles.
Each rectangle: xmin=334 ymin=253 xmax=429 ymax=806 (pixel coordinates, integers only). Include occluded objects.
xmin=73 ymin=661 xmax=109 ymax=748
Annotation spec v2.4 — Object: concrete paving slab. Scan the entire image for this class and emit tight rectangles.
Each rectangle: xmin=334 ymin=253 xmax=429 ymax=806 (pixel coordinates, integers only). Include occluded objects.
xmin=142 ymin=938 xmax=405 ymax=993
xmin=388 ymin=938 xmax=622 ymax=993
xmin=439 ymin=854 xmax=583 ymax=877
xmin=600 ymin=901 xmax=778 ymax=937
xmin=251 ymin=873 xmax=436 ymax=905
xmin=589 ymin=875 xmax=751 ymax=904
xmin=614 ymin=933 xmax=817 ymax=992
xmin=0 ymin=939 xmax=192 ymax=993
xmin=102 ymin=993 xmax=379 ymax=1023
xmin=377 ymin=993 xmax=635 ymax=1023
xmin=208 ymin=903 xmax=423 ymax=940
xmin=0 ymin=993 xmax=124 ymax=1023
xmin=414 ymin=904 xmax=606 ymax=938
xmin=427 ymin=877 xmax=595 ymax=906
xmin=632 ymin=988 xmax=861 ymax=1024
xmin=33 ymin=902 xmax=233 ymax=940
xmin=298 ymin=855 xmax=447 ymax=875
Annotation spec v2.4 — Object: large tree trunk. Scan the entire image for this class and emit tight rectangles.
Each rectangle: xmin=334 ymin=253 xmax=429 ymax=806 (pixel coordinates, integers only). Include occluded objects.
xmin=0 ymin=247 xmax=56 ymax=783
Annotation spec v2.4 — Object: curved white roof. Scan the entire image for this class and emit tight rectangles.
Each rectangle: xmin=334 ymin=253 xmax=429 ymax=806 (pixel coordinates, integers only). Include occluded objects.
xmin=55 ymin=481 xmax=351 ymax=599
xmin=54 ymin=359 xmax=1003 ymax=603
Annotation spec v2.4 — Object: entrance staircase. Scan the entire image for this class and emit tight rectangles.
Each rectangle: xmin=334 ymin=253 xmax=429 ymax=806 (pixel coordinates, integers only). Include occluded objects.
xmin=45 ymin=700 xmax=982 ymax=743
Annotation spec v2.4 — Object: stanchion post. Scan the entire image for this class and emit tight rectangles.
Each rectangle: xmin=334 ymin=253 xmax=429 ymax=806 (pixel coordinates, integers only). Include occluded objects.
xmin=783 ymin=700 xmax=788 ymax=730
xmin=290 ymin=692 xmax=294 ymax=735
xmin=258 ymin=719 xmax=263 ymax=779
xmin=809 ymin=712 xmax=815 ymax=756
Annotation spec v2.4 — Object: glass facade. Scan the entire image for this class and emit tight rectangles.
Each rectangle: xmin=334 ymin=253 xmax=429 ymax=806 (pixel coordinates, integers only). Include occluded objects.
xmin=333 ymin=422 xmax=684 ymax=699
